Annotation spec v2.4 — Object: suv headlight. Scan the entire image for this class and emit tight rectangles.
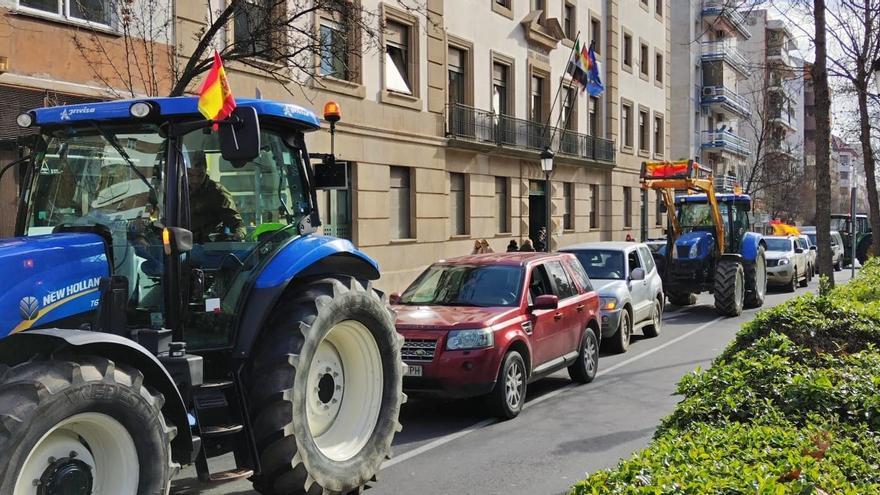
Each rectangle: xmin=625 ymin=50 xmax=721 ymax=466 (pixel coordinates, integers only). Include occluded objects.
xmin=599 ymin=297 xmax=618 ymax=310
xmin=675 ymin=243 xmax=699 ymax=259
xmin=446 ymin=329 xmax=494 ymax=351
xmin=778 ymin=258 xmax=790 ymax=266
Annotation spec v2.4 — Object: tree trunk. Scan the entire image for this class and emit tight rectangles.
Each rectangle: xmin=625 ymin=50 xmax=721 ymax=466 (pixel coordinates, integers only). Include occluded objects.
xmin=857 ymin=85 xmax=880 ymax=260
xmin=813 ymin=0 xmax=835 ymax=289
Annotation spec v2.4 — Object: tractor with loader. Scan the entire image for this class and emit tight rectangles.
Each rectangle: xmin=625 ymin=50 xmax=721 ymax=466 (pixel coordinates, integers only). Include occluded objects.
xmin=0 ymin=96 xmax=404 ymax=494
xmin=640 ymin=160 xmax=768 ymax=316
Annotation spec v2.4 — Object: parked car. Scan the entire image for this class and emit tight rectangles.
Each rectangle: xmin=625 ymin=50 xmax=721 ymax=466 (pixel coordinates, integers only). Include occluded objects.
xmin=561 ymin=242 xmax=664 ymax=354
xmin=391 ymin=252 xmax=601 ymax=419
xmin=764 ymin=236 xmax=809 ymax=292
xmin=797 ymin=234 xmax=817 ymax=279
xmin=802 ymin=228 xmax=845 ymax=271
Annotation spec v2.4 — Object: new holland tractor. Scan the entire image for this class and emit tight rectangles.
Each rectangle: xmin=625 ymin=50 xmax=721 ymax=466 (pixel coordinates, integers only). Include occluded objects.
xmin=0 ymin=97 xmax=404 ymax=494
xmin=640 ymin=160 xmax=768 ymax=316
xmin=831 ymin=212 xmax=873 ymax=266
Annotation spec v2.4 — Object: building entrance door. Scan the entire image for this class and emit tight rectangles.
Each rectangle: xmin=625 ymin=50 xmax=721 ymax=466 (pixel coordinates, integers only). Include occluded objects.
xmin=528 ymin=180 xmax=546 ymax=248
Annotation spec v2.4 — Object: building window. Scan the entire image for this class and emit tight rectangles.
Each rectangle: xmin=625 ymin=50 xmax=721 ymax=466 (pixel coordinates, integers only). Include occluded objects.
xmin=624 ymin=187 xmax=632 ymax=228
xmin=235 ymin=0 xmax=275 ymax=57
xmin=390 ymin=166 xmax=411 ymax=239
xmin=621 ymin=102 xmax=633 ymax=149
xmin=320 ymin=21 xmax=350 ymax=80
xmin=563 ymin=2 xmax=576 ymax=40
xmin=655 ymin=53 xmax=663 ymax=83
xmin=385 ymin=20 xmax=413 ymax=95
xmin=532 ymin=0 xmax=545 ymax=20
xmin=640 ymin=0 xmax=648 ymax=7
xmin=653 ymin=114 xmax=664 ymax=155
xmin=450 ymin=173 xmax=467 ymax=235
xmin=655 ymin=193 xmax=664 ymax=226
xmin=448 ymin=47 xmax=466 ymax=105
xmin=640 ymin=43 xmax=649 ymax=77
xmin=622 ymin=33 xmax=633 ymax=68
xmin=20 ymin=0 xmax=112 ymax=25
xmin=655 ymin=0 xmax=663 ymax=17
xmin=590 ymin=17 xmax=601 ymax=54
xmin=639 ymin=109 xmax=649 ymax=153
xmin=496 ymin=0 xmax=510 ymax=6
xmin=530 ymin=74 xmax=546 ymax=123
xmin=588 ymin=96 xmax=598 ymax=136
xmin=590 ymin=184 xmax=599 ymax=229
xmin=492 ymin=62 xmax=511 ymax=116
xmin=563 ymin=182 xmax=574 ymax=230
xmin=562 ymin=87 xmax=576 ymax=130
xmin=496 ymin=177 xmax=509 ymax=233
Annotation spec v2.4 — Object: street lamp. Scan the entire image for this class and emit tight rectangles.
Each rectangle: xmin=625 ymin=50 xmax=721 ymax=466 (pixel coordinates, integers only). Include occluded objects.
xmin=540 ymin=147 xmax=554 ymax=252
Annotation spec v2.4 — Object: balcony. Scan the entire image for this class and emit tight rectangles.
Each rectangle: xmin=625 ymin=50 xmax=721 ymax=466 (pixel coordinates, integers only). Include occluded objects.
xmin=769 ymin=108 xmax=797 ymax=131
xmin=701 ymin=85 xmax=752 ymax=118
xmin=701 ymin=130 xmax=750 ymax=157
xmin=701 ymin=0 xmax=751 ymax=39
xmin=701 ymin=40 xmax=750 ymax=76
xmin=767 ymin=45 xmax=791 ymax=67
xmin=446 ymin=103 xmax=616 ymax=165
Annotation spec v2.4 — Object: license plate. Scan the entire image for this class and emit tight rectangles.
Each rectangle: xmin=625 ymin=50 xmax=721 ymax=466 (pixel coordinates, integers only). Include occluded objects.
xmin=404 ymin=364 xmax=423 ymax=377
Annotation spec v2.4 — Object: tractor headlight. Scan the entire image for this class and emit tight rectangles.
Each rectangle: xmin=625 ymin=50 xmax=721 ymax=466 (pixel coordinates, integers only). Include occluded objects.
xmin=778 ymin=258 xmax=790 ymax=266
xmin=16 ymin=112 xmax=34 ymax=128
xmin=129 ymin=101 xmax=156 ymax=118
xmin=675 ymin=242 xmax=699 ymax=259
xmin=446 ymin=329 xmax=494 ymax=351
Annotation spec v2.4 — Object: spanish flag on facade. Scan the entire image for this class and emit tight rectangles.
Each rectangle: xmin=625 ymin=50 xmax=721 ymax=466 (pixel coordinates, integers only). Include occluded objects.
xmin=198 ymin=51 xmax=236 ymax=121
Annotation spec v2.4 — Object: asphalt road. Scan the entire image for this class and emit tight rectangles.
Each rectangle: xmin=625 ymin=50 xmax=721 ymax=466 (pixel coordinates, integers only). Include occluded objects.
xmin=171 ymin=269 xmax=855 ymax=495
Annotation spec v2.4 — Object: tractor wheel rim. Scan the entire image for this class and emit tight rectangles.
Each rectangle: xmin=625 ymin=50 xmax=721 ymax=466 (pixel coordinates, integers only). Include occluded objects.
xmin=757 ymin=257 xmax=766 ymax=298
xmin=307 ymin=320 xmax=383 ymax=462
xmin=736 ymin=268 xmax=744 ymax=305
xmin=15 ymin=413 xmax=138 ymax=495
xmin=505 ymin=360 xmax=524 ymax=409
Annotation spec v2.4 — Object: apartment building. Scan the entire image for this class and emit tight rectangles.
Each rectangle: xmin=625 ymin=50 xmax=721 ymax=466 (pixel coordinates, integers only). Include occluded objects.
xmin=832 ymin=137 xmax=869 ymax=214
xmin=670 ymin=0 xmax=753 ymax=180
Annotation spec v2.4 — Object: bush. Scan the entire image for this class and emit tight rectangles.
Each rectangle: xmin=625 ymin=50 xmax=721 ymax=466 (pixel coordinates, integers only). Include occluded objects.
xmin=571 ymin=260 xmax=880 ymax=495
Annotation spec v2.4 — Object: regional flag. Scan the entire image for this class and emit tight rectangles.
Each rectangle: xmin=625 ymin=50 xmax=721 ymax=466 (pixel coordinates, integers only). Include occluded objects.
xmin=198 ymin=51 xmax=236 ymax=121
xmin=566 ymin=40 xmax=589 ymax=90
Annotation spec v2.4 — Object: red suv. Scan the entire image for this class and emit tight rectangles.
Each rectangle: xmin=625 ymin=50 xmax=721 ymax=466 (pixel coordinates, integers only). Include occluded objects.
xmin=391 ymin=252 xmax=600 ymax=419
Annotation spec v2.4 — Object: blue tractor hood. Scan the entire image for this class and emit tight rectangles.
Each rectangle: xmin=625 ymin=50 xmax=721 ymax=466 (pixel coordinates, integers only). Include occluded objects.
xmin=0 ymin=233 xmax=109 ymax=337
xmin=675 ymin=231 xmax=714 ymax=260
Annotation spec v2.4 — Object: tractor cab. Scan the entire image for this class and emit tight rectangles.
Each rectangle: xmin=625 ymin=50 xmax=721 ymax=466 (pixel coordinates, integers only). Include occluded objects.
xmin=13 ymin=98 xmax=333 ymax=350
xmin=675 ymin=193 xmax=752 ymax=257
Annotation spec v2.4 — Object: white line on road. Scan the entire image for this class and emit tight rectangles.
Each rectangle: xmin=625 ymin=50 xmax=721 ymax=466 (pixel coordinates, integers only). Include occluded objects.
xmin=381 ymin=315 xmax=725 ymax=471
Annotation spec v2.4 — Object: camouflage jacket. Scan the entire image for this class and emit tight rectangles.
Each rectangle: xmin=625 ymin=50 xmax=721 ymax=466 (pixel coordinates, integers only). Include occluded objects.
xmin=190 ymin=178 xmax=245 ymax=243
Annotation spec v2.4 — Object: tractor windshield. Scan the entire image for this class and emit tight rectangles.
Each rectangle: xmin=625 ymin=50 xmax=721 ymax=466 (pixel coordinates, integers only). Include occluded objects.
xmin=678 ymin=202 xmax=729 ymax=230
xmin=23 ymin=122 xmax=313 ymax=346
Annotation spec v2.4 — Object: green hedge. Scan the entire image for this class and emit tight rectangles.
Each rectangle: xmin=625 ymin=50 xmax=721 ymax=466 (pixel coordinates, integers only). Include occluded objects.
xmin=571 ymin=260 xmax=880 ymax=495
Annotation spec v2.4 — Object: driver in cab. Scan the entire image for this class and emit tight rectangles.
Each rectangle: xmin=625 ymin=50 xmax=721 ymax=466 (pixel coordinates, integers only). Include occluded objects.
xmin=187 ymin=152 xmax=245 ymax=243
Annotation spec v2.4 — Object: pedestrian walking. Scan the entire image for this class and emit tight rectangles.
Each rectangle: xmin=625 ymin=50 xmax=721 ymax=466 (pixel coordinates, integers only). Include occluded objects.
xmin=506 ymin=239 xmax=519 ymax=252
xmin=471 ymin=240 xmax=482 ymax=255
xmin=535 ymin=227 xmax=547 ymax=252
xmin=520 ymin=239 xmax=535 ymax=252
xmin=479 ymin=239 xmax=494 ymax=253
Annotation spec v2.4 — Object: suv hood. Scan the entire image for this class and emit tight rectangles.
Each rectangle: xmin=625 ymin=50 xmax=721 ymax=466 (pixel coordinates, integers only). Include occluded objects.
xmin=765 ymin=251 xmax=792 ymax=260
xmin=393 ymin=305 xmax=521 ymax=331
xmin=591 ymin=279 xmax=629 ymax=297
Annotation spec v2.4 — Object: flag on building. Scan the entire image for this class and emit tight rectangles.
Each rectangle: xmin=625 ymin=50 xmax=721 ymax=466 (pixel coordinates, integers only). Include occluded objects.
xmin=198 ymin=51 xmax=236 ymax=121
xmin=585 ymin=42 xmax=604 ymax=97
xmin=566 ymin=40 xmax=590 ymax=90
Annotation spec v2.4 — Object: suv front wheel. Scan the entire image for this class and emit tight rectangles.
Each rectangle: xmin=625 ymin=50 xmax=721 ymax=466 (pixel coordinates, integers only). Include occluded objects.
xmin=488 ymin=351 xmax=527 ymax=420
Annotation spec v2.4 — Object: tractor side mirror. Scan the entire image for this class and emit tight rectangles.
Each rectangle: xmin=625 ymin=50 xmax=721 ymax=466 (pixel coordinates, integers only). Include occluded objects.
xmin=220 ymin=106 xmax=261 ymax=168
xmin=389 ymin=293 xmax=401 ymax=305
xmin=314 ymin=159 xmax=349 ymax=190
xmin=630 ymin=268 xmax=646 ymax=281
xmin=163 ymin=227 xmax=193 ymax=255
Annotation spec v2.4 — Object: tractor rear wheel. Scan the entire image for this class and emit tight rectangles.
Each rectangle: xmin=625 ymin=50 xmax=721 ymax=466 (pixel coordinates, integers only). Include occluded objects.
xmin=667 ymin=290 xmax=696 ymax=307
xmin=857 ymin=236 xmax=874 ymax=265
xmin=714 ymin=259 xmax=744 ymax=317
xmin=0 ymin=356 xmax=176 ymax=495
xmin=743 ymin=246 xmax=767 ymax=309
xmin=248 ymin=276 xmax=404 ymax=495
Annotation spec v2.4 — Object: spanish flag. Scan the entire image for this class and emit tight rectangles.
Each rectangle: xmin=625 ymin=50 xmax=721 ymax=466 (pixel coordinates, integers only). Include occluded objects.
xmin=197 ymin=51 xmax=236 ymax=121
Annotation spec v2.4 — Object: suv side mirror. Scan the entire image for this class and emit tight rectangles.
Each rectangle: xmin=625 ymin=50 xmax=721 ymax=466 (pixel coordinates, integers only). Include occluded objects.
xmin=794 ymin=247 xmax=804 ymax=254
xmin=389 ymin=293 xmax=401 ymax=305
xmin=810 ymin=245 xmax=817 ymax=251
xmin=630 ymin=267 xmax=646 ymax=281
xmin=220 ymin=106 xmax=261 ymax=167
xmin=532 ymin=294 xmax=559 ymax=310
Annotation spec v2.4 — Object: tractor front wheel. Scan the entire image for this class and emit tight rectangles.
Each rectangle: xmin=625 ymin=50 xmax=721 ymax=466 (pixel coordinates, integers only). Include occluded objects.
xmin=714 ymin=259 xmax=744 ymax=317
xmin=743 ymin=246 xmax=767 ymax=309
xmin=667 ymin=290 xmax=696 ymax=307
xmin=248 ymin=276 xmax=404 ymax=495
xmin=0 ymin=356 xmax=176 ymax=495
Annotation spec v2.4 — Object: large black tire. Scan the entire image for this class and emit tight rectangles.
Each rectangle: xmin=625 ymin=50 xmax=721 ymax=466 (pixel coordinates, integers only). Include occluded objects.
xmin=714 ymin=259 xmax=744 ymax=317
xmin=743 ymin=247 xmax=767 ymax=309
xmin=642 ymin=298 xmax=663 ymax=338
xmin=488 ymin=351 xmax=527 ymax=419
xmin=247 ymin=277 xmax=404 ymax=495
xmin=606 ymin=308 xmax=631 ymax=354
xmin=568 ymin=326 xmax=599 ymax=384
xmin=857 ymin=236 xmax=874 ymax=265
xmin=0 ymin=355 xmax=176 ymax=495
xmin=834 ymin=258 xmax=842 ymax=271
xmin=667 ymin=290 xmax=696 ymax=307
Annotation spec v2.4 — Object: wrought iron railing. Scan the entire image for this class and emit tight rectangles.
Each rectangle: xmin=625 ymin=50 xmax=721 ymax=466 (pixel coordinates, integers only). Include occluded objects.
xmin=701 ymin=85 xmax=752 ymax=118
xmin=446 ymin=103 xmax=616 ymax=164
xmin=701 ymin=130 xmax=750 ymax=157
xmin=701 ymin=40 xmax=749 ymax=74
xmin=701 ymin=0 xmax=751 ymax=38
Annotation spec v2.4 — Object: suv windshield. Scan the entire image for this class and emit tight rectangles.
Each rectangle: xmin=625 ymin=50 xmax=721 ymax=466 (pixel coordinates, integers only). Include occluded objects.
xmin=570 ymin=250 xmax=625 ymax=280
xmin=399 ymin=264 xmax=523 ymax=307
xmin=765 ymin=238 xmax=792 ymax=252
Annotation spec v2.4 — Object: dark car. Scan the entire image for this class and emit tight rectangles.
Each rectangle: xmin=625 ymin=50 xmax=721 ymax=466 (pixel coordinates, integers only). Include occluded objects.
xmin=391 ymin=252 xmax=601 ymax=419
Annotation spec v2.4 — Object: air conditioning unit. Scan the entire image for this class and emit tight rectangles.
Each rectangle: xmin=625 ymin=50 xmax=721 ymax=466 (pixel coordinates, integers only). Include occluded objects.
xmin=702 ymin=86 xmax=718 ymax=97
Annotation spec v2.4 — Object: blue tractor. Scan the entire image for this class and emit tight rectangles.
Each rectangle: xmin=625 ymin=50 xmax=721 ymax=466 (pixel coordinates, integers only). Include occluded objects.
xmin=640 ymin=160 xmax=767 ymax=316
xmin=0 ymin=97 xmax=404 ymax=494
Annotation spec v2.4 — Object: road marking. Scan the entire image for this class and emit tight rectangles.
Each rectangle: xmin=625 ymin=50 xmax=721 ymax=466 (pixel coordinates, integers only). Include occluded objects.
xmin=382 ymin=315 xmax=725 ymax=470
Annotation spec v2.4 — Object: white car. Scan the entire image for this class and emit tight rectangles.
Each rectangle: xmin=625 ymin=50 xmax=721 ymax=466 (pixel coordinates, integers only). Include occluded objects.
xmin=764 ymin=236 xmax=809 ymax=292
xmin=797 ymin=235 xmax=817 ymax=279
xmin=802 ymin=228 xmax=845 ymax=271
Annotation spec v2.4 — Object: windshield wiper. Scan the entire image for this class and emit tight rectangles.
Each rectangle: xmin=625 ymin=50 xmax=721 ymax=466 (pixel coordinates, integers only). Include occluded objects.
xmin=91 ymin=123 xmax=159 ymax=203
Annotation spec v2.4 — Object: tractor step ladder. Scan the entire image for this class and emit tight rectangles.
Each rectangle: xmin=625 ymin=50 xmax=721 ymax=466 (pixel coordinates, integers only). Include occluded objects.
xmin=192 ymin=379 xmax=257 ymax=482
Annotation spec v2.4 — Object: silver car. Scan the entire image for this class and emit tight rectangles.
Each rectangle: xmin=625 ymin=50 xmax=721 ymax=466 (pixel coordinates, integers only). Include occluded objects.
xmin=764 ymin=236 xmax=809 ymax=292
xmin=797 ymin=235 xmax=816 ymax=280
xmin=562 ymin=242 xmax=664 ymax=354
xmin=802 ymin=228 xmax=845 ymax=271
